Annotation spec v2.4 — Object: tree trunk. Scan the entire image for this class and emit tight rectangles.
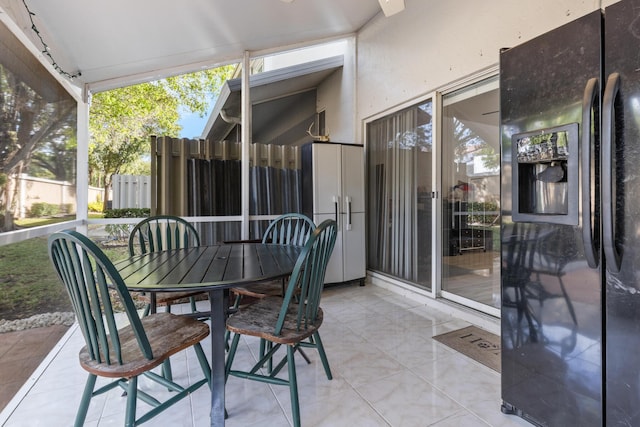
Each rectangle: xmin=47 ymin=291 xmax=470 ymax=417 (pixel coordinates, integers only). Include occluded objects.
xmin=102 ymin=178 xmax=111 ymax=212
xmin=2 ymin=175 xmax=16 ymax=232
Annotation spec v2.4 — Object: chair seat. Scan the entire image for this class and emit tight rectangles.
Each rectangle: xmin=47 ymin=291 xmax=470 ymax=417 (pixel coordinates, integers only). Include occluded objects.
xmin=136 ymin=291 xmax=207 ymax=306
xmin=231 ymin=281 xmax=283 ymax=300
xmin=226 ymin=296 xmax=323 ymax=345
xmin=79 ymin=312 xmax=209 ymax=378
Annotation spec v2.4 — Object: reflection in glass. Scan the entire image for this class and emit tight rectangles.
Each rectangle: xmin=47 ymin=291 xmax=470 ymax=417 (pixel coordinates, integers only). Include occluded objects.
xmin=0 ymin=21 xmax=77 ymax=232
xmin=367 ymin=100 xmax=433 ymax=289
xmin=441 ymin=80 xmax=500 ymax=308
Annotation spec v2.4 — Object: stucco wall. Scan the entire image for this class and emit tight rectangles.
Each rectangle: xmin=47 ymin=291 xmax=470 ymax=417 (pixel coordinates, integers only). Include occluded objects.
xmin=355 ymin=0 xmax=607 ymax=135
xmin=261 ymin=38 xmax=357 ymax=145
xmin=317 ymin=37 xmax=357 ymax=144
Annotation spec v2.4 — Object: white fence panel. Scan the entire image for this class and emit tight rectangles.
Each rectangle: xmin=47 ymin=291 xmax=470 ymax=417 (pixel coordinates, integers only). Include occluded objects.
xmin=13 ymin=174 xmax=104 ymax=218
xmin=112 ymin=175 xmax=150 ymax=209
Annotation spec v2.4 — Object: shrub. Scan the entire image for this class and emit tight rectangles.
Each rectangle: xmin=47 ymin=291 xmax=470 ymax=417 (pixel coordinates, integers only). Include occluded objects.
xmin=104 ymin=223 xmax=131 ymax=241
xmin=88 ymin=201 xmax=103 ymax=213
xmin=28 ymin=202 xmax=61 ymax=218
xmin=103 ymin=208 xmax=150 ymax=241
xmin=103 ymin=208 xmax=150 ymax=218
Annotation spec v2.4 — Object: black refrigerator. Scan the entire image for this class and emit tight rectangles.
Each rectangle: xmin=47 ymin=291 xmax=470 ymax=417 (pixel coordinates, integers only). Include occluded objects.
xmin=500 ymin=1 xmax=640 ymax=425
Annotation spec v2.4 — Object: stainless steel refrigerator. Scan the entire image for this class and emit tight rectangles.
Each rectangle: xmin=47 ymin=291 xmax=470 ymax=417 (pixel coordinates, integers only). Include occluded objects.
xmin=500 ymin=1 xmax=640 ymax=425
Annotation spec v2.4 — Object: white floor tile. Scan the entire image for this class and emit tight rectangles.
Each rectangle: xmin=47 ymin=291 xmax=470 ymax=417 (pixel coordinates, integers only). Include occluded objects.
xmin=1 ymin=283 xmax=529 ymax=427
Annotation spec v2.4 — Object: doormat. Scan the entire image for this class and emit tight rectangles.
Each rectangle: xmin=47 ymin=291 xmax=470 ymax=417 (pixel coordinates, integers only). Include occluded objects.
xmin=433 ymin=326 xmax=501 ymax=373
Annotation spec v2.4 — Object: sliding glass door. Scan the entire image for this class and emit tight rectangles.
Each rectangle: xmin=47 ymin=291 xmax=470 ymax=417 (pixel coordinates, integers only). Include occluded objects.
xmin=367 ymin=99 xmax=433 ymax=289
xmin=440 ymin=77 xmax=500 ymax=313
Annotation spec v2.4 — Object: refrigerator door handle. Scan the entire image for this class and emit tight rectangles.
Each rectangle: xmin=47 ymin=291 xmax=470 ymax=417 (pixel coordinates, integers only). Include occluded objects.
xmin=581 ymin=77 xmax=599 ymax=269
xmin=602 ymin=72 xmax=622 ymax=274
xmin=333 ymin=195 xmax=340 ymax=227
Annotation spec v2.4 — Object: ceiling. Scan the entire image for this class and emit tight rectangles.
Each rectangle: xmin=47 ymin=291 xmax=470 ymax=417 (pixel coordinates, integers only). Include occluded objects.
xmin=0 ymin=0 xmax=383 ymax=92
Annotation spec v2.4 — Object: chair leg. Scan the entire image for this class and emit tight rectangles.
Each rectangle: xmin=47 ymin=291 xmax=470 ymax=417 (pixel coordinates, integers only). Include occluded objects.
xmin=74 ymin=374 xmax=97 ymax=427
xmin=262 ymin=340 xmax=310 ymax=372
xmin=259 ymin=338 xmax=266 ymax=361
xmin=225 ymin=333 xmax=241 ymax=380
xmin=313 ymin=332 xmax=332 ymax=380
xmin=193 ymin=342 xmax=212 ymax=388
xmin=224 ymin=294 xmax=243 ymax=350
xmin=287 ymin=345 xmax=301 ymax=427
xmin=297 ymin=347 xmax=312 ymax=365
xmin=259 ymin=339 xmax=274 ymax=372
xmin=189 ymin=296 xmax=198 ymax=313
xmin=124 ymin=376 xmax=138 ymax=427
xmin=161 ymin=359 xmax=173 ymax=382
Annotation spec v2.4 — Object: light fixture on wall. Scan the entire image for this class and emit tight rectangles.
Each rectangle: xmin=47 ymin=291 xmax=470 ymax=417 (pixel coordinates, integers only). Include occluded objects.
xmin=378 ymin=0 xmax=405 ymax=17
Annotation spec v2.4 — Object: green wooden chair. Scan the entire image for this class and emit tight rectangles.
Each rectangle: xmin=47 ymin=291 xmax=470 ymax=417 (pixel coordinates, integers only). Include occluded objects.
xmin=128 ymin=215 xmax=206 ymax=316
xmin=228 ymin=213 xmax=316 ymax=361
xmin=230 ymin=212 xmax=316 ymax=305
xmin=48 ymin=230 xmax=211 ymax=427
xmin=225 ymin=219 xmax=337 ymax=427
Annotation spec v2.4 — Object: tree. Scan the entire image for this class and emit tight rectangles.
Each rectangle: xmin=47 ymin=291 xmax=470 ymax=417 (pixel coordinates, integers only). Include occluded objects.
xmin=89 ymin=66 xmax=235 ymax=211
xmin=29 ymin=127 xmax=77 ymax=181
xmin=0 ymin=65 xmax=76 ymax=231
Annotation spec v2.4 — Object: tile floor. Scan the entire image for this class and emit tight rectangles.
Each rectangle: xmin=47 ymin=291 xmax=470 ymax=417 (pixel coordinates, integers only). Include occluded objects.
xmin=0 ymin=283 xmax=533 ymax=427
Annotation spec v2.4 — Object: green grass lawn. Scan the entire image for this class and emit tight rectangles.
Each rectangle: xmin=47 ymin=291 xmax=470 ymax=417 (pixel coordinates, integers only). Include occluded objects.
xmin=0 ymin=237 xmax=71 ymax=321
xmin=0 ymin=234 xmax=130 ymax=321
xmin=14 ymin=213 xmax=104 ymax=228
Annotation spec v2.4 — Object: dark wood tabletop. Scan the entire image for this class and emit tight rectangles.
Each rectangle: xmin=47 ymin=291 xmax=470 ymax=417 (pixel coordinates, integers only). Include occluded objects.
xmin=117 ymin=242 xmax=302 ymax=291
xmin=116 ymin=242 xmax=302 ymax=427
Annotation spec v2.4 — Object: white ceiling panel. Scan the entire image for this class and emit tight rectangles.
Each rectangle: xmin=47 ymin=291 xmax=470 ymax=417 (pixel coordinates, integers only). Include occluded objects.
xmin=0 ymin=0 xmax=382 ymax=90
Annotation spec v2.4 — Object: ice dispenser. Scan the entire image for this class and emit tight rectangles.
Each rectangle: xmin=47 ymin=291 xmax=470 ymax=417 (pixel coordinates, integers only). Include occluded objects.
xmin=511 ymin=123 xmax=579 ymax=225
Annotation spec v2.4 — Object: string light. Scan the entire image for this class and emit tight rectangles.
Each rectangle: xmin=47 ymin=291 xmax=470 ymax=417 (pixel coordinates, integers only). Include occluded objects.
xmin=21 ymin=0 xmax=81 ymax=80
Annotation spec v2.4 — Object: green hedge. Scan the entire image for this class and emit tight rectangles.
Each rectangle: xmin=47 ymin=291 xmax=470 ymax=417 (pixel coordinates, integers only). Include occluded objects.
xmin=28 ymin=202 xmax=61 ymax=217
xmin=103 ymin=208 xmax=150 ymax=218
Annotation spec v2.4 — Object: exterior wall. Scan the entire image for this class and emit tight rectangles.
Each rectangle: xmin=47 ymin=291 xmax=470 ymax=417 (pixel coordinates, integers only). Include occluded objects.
xmin=355 ymin=0 xmax=603 ymax=133
xmin=317 ymin=37 xmax=357 ymax=144
xmin=262 ymin=38 xmax=357 ymax=145
xmin=15 ymin=174 xmax=103 ymax=218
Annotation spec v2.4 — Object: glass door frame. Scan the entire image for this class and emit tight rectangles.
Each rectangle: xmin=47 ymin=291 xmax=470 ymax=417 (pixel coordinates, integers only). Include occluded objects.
xmin=434 ymin=67 xmax=500 ymax=318
xmin=363 ymin=92 xmax=436 ymax=291
xmin=362 ymin=66 xmax=500 ymax=319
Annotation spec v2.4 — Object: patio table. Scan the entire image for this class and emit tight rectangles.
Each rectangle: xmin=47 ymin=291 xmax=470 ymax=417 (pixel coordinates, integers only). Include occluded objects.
xmin=116 ymin=242 xmax=302 ymax=427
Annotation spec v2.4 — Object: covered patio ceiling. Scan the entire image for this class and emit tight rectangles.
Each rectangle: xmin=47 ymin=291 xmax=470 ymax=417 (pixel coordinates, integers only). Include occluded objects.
xmin=0 ymin=0 xmax=388 ymax=92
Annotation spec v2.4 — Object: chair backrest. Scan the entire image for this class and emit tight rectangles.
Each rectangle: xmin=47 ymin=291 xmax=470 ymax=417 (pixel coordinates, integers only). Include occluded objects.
xmin=275 ymin=219 xmax=337 ymax=336
xmin=128 ymin=215 xmax=200 ymax=256
xmin=262 ymin=213 xmax=315 ymax=247
xmin=49 ymin=230 xmax=153 ymax=364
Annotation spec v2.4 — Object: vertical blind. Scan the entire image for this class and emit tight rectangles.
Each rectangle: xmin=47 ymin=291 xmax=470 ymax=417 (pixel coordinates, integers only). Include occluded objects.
xmin=367 ymin=99 xmax=433 ymax=286
xmin=367 ymin=108 xmax=419 ymax=280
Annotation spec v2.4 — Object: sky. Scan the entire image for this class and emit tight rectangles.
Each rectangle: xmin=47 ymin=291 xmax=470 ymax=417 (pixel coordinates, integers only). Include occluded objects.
xmin=178 ymin=94 xmax=216 ymax=139
xmin=178 ymin=109 xmax=209 ymax=139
